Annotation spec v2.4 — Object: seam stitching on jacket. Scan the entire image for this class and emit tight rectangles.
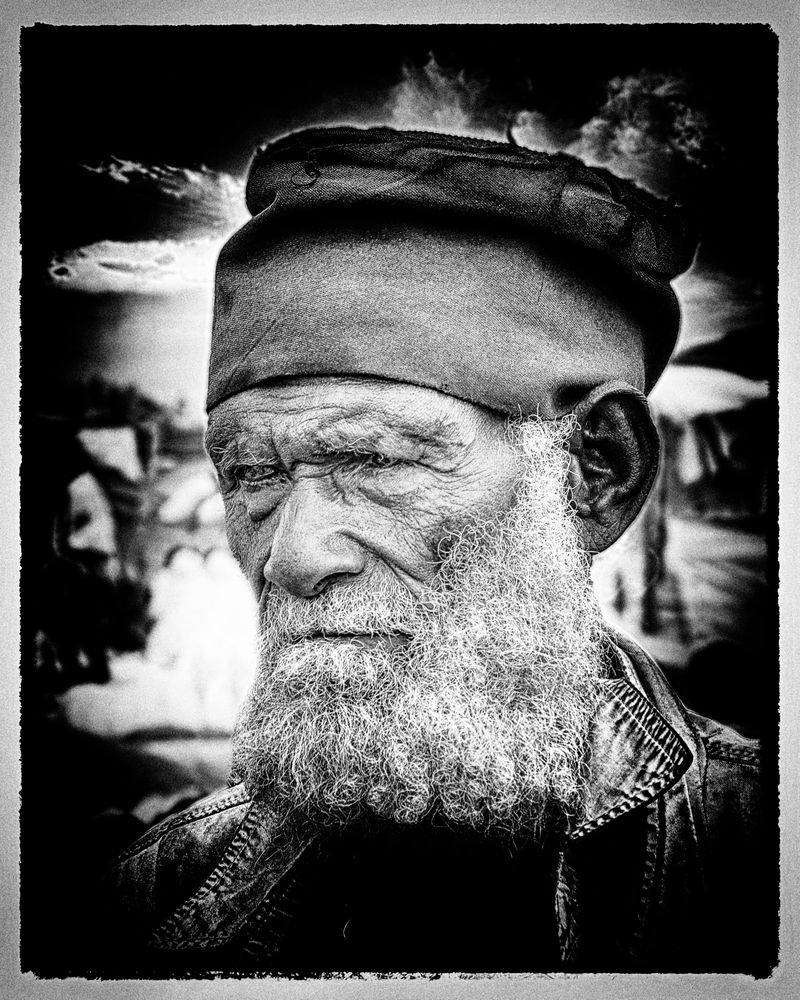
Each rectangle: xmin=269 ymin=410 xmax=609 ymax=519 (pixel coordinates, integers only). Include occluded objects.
xmin=573 ymin=770 xmax=674 ymax=839
xmin=704 ymin=744 xmax=761 ymax=767
xmin=610 ymin=686 xmax=687 ymax=766
xmin=115 ymin=787 xmax=250 ymax=863
xmin=150 ymin=803 xmax=262 ymax=948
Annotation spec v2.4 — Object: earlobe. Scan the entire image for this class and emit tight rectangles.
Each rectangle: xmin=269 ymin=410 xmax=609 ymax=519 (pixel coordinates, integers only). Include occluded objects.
xmin=567 ymin=381 xmax=660 ymax=553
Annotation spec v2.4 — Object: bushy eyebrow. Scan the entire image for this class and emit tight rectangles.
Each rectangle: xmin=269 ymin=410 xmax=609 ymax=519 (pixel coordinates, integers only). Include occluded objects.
xmin=311 ymin=413 xmax=463 ymax=456
xmin=205 ymin=418 xmax=237 ymax=466
xmin=205 ymin=410 xmax=464 ymax=474
xmin=205 ymin=435 xmax=274 ymax=483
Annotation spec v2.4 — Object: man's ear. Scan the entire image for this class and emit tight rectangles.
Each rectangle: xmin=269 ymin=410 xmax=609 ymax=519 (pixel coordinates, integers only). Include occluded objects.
xmin=566 ymin=380 xmax=659 ymax=553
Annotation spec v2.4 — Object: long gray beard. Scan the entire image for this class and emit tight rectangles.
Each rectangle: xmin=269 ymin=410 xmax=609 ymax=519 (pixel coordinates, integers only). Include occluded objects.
xmin=232 ymin=415 xmax=608 ymax=839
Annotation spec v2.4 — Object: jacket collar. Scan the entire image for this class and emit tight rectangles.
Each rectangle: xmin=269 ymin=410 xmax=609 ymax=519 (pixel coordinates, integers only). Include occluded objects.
xmin=570 ymin=663 xmax=692 ymax=840
xmin=149 ymin=801 xmax=315 ymax=952
xmin=150 ymin=635 xmax=693 ymax=951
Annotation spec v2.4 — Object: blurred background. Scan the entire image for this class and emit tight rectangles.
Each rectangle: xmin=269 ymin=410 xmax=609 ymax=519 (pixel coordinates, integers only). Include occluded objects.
xmin=19 ymin=22 xmax=776 ymax=971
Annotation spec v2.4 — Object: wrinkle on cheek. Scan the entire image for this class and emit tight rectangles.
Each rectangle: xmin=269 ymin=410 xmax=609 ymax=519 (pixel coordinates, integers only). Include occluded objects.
xmin=372 ymin=472 xmax=450 ymax=527
xmin=372 ymin=488 xmax=462 ymax=577
xmin=406 ymin=464 xmax=516 ymax=567
xmin=458 ymin=454 xmax=520 ymax=515
xmin=321 ymin=464 xmax=417 ymax=512
xmin=357 ymin=478 xmax=424 ymax=512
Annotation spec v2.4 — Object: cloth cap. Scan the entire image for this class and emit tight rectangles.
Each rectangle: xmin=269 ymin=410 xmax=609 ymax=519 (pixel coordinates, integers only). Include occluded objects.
xmin=208 ymin=126 xmax=697 ymax=416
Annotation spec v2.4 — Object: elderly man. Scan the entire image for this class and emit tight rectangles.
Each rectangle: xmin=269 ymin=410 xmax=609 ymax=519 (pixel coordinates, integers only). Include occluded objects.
xmin=106 ymin=128 xmax=771 ymax=974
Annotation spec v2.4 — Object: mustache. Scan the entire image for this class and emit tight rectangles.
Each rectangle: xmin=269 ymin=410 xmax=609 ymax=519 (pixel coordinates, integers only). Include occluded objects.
xmin=258 ymin=572 xmax=431 ymax=645
xmin=261 ymin=605 xmax=418 ymax=641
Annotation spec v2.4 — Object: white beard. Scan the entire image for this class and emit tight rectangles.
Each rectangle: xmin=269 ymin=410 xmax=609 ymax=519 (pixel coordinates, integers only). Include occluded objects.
xmin=232 ymin=415 xmax=608 ymax=839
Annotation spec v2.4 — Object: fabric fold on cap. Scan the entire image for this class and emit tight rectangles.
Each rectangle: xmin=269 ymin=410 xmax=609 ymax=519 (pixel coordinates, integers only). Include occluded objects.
xmin=208 ymin=126 xmax=697 ymax=416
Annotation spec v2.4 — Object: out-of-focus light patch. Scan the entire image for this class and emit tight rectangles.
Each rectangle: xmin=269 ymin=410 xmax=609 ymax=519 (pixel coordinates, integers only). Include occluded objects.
xmin=59 ymin=548 xmax=258 ymax=738
xmin=196 ymin=491 xmax=225 ymax=526
xmin=38 ymin=286 xmax=215 ymax=421
xmin=567 ymin=73 xmax=720 ymax=199
xmin=157 ymin=468 xmax=220 ymax=525
xmin=65 ymin=472 xmax=118 ymax=559
xmin=48 ymin=237 xmax=226 ymax=295
xmin=509 ymin=110 xmax=580 ymax=153
xmin=145 ymin=547 xmax=258 ymax=728
xmin=84 ymin=156 xmax=248 ymax=237
xmin=77 ymin=426 xmax=144 ymax=482
xmin=672 ymin=266 xmax=766 ymax=356
xmin=388 ymin=54 xmax=503 ymax=140
xmin=652 ymin=365 xmax=769 ymax=421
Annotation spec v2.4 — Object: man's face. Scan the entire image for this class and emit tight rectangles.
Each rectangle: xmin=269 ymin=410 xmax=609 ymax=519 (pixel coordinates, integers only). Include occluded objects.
xmin=206 ymin=377 xmax=606 ymax=837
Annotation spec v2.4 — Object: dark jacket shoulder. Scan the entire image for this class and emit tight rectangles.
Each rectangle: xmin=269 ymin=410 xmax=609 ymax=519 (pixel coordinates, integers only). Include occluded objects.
xmin=672 ymin=700 xmax=764 ymax=870
xmin=687 ymin=710 xmax=768 ymax=866
xmin=687 ymin=709 xmax=774 ymax=972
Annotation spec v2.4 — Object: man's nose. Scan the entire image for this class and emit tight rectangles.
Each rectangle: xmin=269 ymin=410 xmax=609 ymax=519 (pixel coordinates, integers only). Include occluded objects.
xmin=263 ymin=489 xmax=367 ymax=598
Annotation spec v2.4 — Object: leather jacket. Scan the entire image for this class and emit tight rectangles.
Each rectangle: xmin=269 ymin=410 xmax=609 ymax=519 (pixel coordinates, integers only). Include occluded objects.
xmin=103 ymin=629 xmax=774 ymax=974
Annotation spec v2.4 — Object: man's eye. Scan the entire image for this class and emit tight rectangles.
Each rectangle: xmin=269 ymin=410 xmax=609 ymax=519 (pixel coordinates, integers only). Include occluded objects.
xmin=234 ymin=464 xmax=283 ymax=488
xmin=354 ymin=452 xmax=400 ymax=472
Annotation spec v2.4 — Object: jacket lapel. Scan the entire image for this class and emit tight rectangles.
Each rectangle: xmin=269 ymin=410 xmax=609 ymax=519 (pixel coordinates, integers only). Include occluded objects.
xmin=149 ymin=802 xmax=315 ymax=952
xmin=571 ymin=671 xmax=693 ymax=840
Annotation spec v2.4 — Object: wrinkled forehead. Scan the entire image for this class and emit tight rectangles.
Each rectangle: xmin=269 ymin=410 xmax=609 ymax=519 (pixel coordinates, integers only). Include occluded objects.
xmin=204 ymin=376 xmax=504 ymax=453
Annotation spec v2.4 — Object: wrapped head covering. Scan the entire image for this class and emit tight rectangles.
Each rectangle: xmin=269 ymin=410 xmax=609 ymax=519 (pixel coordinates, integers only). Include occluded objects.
xmin=207 ymin=126 xmax=697 ymax=417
